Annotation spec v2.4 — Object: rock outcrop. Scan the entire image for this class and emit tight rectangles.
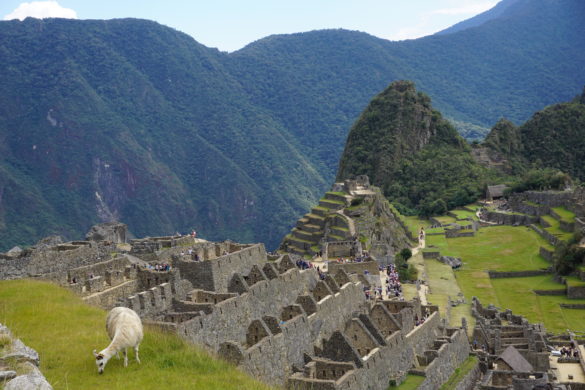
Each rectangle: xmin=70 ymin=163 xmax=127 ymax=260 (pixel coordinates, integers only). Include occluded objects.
xmin=85 ymin=222 xmax=127 ymax=243
xmin=0 ymin=324 xmax=52 ymax=390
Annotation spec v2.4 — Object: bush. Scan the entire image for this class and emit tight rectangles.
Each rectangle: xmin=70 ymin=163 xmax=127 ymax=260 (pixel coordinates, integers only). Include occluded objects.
xmin=398 ymin=248 xmax=412 ymax=261
xmin=554 ymin=234 xmax=585 ymax=275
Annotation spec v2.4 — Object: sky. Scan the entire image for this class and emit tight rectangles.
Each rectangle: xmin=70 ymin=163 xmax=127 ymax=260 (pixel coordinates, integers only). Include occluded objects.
xmin=1 ymin=0 xmax=500 ymax=52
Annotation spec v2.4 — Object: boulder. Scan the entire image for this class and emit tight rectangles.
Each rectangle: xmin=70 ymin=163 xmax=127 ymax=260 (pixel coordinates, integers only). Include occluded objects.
xmin=5 ymin=246 xmax=22 ymax=258
xmin=4 ymin=338 xmax=40 ymax=365
xmin=34 ymin=235 xmax=63 ymax=249
xmin=4 ymin=363 xmax=52 ymax=390
xmin=439 ymin=256 xmax=462 ymax=269
xmin=85 ymin=222 xmax=127 ymax=243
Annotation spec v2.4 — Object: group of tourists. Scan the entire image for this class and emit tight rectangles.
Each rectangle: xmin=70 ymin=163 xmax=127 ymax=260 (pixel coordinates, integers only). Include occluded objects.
xmin=147 ymin=263 xmax=171 ymax=272
xmin=384 ymin=264 xmax=402 ymax=298
xmin=295 ymin=258 xmax=312 ymax=270
xmin=560 ymin=345 xmax=580 ymax=358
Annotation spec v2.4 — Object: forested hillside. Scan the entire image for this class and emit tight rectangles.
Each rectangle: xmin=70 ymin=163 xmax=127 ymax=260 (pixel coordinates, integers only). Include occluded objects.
xmin=0 ymin=0 xmax=584 ymax=250
xmin=484 ymin=88 xmax=585 ymax=180
xmin=336 ymin=81 xmax=504 ymax=216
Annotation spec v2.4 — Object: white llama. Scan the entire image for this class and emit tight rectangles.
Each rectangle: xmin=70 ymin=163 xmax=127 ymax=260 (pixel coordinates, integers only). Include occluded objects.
xmin=93 ymin=307 xmax=143 ymax=374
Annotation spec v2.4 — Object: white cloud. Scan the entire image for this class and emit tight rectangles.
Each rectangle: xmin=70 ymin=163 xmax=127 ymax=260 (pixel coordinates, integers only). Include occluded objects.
xmin=432 ymin=1 xmax=498 ymax=16
xmin=388 ymin=0 xmax=499 ymax=41
xmin=4 ymin=1 xmax=77 ymax=21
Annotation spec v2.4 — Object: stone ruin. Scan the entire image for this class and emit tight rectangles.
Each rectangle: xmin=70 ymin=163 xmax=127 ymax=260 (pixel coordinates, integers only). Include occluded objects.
xmin=0 ymin=222 xmax=474 ymax=389
xmin=471 ymin=297 xmax=580 ymax=390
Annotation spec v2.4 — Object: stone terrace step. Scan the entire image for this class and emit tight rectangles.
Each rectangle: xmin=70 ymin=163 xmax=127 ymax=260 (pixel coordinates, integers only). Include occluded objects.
xmin=318 ymin=198 xmax=346 ymax=210
xmin=288 ymin=236 xmax=314 ymax=250
xmin=311 ymin=207 xmax=329 ymax=217
xmin=286 ymin=244 xmax=307 ymax=256
xmin=305 ymin=213 xmax=325 ymax=227
xmin=324 ymin=192 xmax=351 ymax=204
xmin=302 ymin=224 xmax=323 ymax=234
xmin=292 ymin=229 xmax=319 ymax=243
xmin=330 ymin=226 xmax=351 ymax=239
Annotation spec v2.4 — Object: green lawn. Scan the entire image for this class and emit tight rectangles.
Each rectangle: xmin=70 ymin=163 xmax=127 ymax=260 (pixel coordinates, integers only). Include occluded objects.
xmin=565 ymin=275 xmax=585 ymax=287
xmin=424 ymin=259 xmax=472 ymax=329
xmin=551 ymin=207 xmax=576 ymax=223
xmin=0 ymin=280 xmax=273 ymax=390
xmin=389 ymin=374 xmax=425 ymax=389
xmin=448 ymin=226 xmax=550 ymax=272
xmin=421 ymin=225 xmax=585 ymax=334
xmin=490 ymin=276 xmax=585 ymax=334
xmin=463 ymin=204 xmax=482 ymax=212
xmin=434 ymin=215 xmax=457 ymax=225
xmin=541 ymin=215 xmax=573 ymax=241
xmin=425 ymin=234 xmax=451 ymax=254
xmin=450 ymin=209 xmax=479 ymax=221
xmin=403 ymin=215 xmax=432 ymax=239
xmin=439 ymin=356 xmax=478 ymax=390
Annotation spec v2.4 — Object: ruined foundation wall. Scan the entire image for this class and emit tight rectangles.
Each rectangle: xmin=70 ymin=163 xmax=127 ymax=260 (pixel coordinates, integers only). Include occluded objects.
xmin=176 ymin=244 xmax=266 ymax=292
xmin=179 ymin=268 xmax=318 ymax=351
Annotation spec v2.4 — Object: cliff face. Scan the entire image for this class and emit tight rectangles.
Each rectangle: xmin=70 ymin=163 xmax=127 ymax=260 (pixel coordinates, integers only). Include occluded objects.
xmin=336 ymin=81 xmax=499 ymax=216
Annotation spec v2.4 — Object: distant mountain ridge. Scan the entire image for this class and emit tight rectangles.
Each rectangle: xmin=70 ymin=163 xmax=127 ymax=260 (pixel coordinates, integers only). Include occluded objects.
xmin=0 ymin=0 xmax=584 ymax=250
xmin=436 ymin=0 xmax=522 ymax=36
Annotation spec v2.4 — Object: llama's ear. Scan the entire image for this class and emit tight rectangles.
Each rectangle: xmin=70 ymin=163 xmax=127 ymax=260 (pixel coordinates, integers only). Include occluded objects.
xmin=93 ymin=349 xmax=98 ymax=357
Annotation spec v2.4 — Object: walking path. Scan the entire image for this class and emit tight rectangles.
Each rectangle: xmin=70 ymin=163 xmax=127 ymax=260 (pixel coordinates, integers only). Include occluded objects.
xmin=379 ymin=235 xmax=428 ymax=303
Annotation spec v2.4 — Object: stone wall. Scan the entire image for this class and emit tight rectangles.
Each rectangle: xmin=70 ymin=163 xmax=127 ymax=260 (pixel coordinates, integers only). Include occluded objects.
xmin=225 ymin=314 xmax=315 ymax=386
xmin=83 ymin=279 xmax=140 ymax=308
xmin=454 ymin=360 xmax=481 ymax=390
xmin=175 ymin=243 xmax=266 ymax=292
xmin=488 ymin=269 xmax=551 ymax=279
xmin=0 ymin=241 xmax=115 ymax=282
xmin=539 ymin=246 xmax=554 ymax=262
xmin=0 ymin=323 xmax=53 ymax=389
xmin=482 ymin=211 xmax=537 ymax=226
xmin=521 ymin=191 xmax=574 ymax=208
xmin=405 ymin=311 xmax=441 ymax=355
xmin=178 ymin=267 xmax=319 ymax=351
xmin=417 ymin=329 xmax=471 ymax=390
xmin=567 ymin=285 xmax=585 ymax=299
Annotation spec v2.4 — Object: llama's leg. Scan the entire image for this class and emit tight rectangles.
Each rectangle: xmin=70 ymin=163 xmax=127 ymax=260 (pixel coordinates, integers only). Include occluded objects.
xmin=135 ymin=344 xmax=141 ymax=364
xmin=123 ymin=348 xmax=128 ymax=367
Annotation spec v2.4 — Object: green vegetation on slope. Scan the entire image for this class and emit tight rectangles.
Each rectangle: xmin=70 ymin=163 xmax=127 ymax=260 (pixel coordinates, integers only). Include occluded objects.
xmin=439 ymin=356 xmax=478 ymax=390
xmin=337 ymin=81 xmax=506 ymax=217
xmin=0 ymin=280 xmax=273 ymax=390
xmin=483 ymin=89 xmax=585 ymax=182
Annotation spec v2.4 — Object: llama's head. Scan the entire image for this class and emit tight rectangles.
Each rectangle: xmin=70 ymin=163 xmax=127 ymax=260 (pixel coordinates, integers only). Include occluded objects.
xmin=93 ymin=349 xmax=107 ymax=374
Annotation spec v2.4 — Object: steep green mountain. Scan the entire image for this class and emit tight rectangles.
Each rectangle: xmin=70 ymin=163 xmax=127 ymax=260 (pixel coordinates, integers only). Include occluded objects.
xmin=1 ymin=0 xmax=584 ymax=250
xmin=483 ymin=88 xmax=585 ymax=180
xmin=336 ymin=81 xmax=503 ymax=216
xmin=0 ymin=18 xmax=325 ymax=250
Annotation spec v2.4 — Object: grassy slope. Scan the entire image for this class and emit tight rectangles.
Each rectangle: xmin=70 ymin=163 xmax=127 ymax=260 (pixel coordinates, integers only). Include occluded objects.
xmin=390 ymin=374 xmax=425 ymax=389
xmin=0 ymin=280 xmax=273 ymax=390
xmin=439 ymin=355 xmax=478 ymax=390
